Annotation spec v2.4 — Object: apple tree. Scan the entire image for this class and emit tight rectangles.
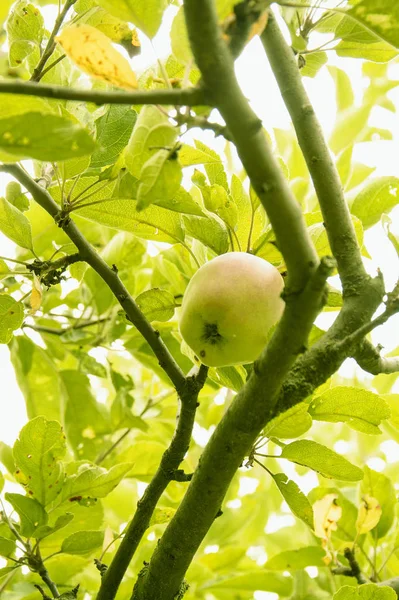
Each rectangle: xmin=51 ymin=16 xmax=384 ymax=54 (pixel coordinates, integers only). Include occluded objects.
xmin=1 ymin=1 xmax=399 ymax=599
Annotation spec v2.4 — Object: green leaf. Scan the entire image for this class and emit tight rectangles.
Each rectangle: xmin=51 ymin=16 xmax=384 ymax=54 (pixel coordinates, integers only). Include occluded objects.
xmin=265 ymin=546 xmax=326 ymax=570
xmin=5 ymin=493 xmax=48 ymax=538
xmin=208 ymin=365 xmax=247 ymax=392
xmin=309 ymin=387 xmax=391 ymax=434
xmin=300 ymin=51 xmax=327 ymax=78
xmin=10 ymin=336 xmax=64 ymax=421
xmin=0 ymin=295 xmax=24 ymax=343
xmin=382 ymin=214 xmax=399 ymax=257
xmin=7 ymin=0 xmax=44 ymax=68
xmin=0 ymin=536 xmax=16 ymax=558
xmin=231 ymin=176 xmax=266 ymax=253
xmin=0 ymin=472 xmax=3 ymax=494
xmin=0 ymin=197 xmax=33 ymax=250
xmin=194 ymin=140 xmax=229 ymax=190
xmin=0 ymin=442 xmax=16 ymax=475
xmin=329 ymin=105 xmax=371 ymax=154
xmin=155 ymin=186 xmax=205 ymax=217
xmin=110 ymin=389 xmax=148 ymax=431
xmin=61 ymin=530 xmax=104 ymax=555
xmin=13 ymin=416 xmax=66 ymax=506
xmin=328 ymin=66 xmax=355 ymax=112
xmin=347 ymin=1 xmax=399 ymax=49
xmin=116 ymin=440 xmax=166 ymax=482
xmin=263 ymin=403 xmax=312 ymax=439
xmin=0 ymin=566 xmax=17 ymax=581
xmin=79 ymin=5 xmax=135 ymax=46
xmin=77 ymin=198 xmax=184 ymax=244
xmin=180 ymin=144 xmax=224 ymax=168
xmin=125 ymin=105 xmax=177 ymax=179
xmin=182 ymin=214 xmax=229 ymax=255
xmin=171 ymin=7 xmax=191 ymax=64
xmin=6 ymin=181 xmax=29 ymax=212
xmin=60 ymin=463 xmax=133 ymax=503
xmin=72 ymin=350 xmax=107 ymax=378
xmin=272 ymin=473 xmax=314 ymax=529
xmin=336 ymin=146 xmax=354 ymax=190
xmin=96 ymin=0 xmax=167 ymax=38
xmin=137 ymin=149 xmax=182 ymax=211
xmin=33 ymin=513 xmax=75 ymax=540
xmin=335 ymin=40 xmax=398 ymax=62
xmin=334 ymin=583 xmax=397 ymax=600
xmin=91 ymin=104 xmax=137 ymax=168
xmin=136 ymin=288 xmax=176 ymax=322
xmin=0 ymin=113 xmax=95 ymax=161
xmin=350 ymin=177 xmax=399 ymax=229
xmin=200 ymin=571 xmax=293 ymax=596
xmin=281 ymin=440 xmax=364 ymax=481
xmin=361 ymin=466 xmax=396 ymax=538
xmin=61 ymin=370 xmax=111 ymax=461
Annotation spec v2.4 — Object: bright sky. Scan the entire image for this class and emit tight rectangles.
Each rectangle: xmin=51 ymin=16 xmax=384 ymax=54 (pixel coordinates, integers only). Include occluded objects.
xmin=1 ymin=4 xmax=399 ymax=448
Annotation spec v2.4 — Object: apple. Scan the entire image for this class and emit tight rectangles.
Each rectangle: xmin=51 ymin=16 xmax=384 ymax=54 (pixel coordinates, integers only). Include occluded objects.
xmin=179 ymin=252 xmax=285 ymax=367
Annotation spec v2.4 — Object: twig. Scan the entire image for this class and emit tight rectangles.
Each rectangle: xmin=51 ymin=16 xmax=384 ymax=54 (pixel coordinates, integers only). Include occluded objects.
xmin=175 ymin=112 xmax=233 ymax=140
xmin=0 ymin=163 xmax=186 ymax=393
xmin=96 ymin=365 xmax=208 ymax=600
xmin=339 ymin=547 xmax=368 ymax=585
xmin=0 ymin=80 xmax=206 ymax=107
xmin=22 ymin=317 xmax=108 ymax=336
xmin=31 ymin=0 xmax=77 ymax=82
xmin=36 ymin=54 xmax=66 ymax=82
xmin=260 ymin=10 xmax=368 ymax=293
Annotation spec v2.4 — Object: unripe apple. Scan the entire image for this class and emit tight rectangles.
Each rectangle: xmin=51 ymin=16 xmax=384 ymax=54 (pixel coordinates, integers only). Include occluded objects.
xmin=179 ymin=252 xmax=285 ymax=367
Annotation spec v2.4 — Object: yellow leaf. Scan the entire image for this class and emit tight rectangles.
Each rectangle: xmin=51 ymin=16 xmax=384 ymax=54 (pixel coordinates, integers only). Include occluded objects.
xmin=313 ymin=493 xmax=342 ymax=540
xmin=56 ymin=24 xmax=138 ymax=90
xmin=356 ymin=495 xmax=382 ymax=535
xmin=30 ymin=275 xmax=42 ymax=314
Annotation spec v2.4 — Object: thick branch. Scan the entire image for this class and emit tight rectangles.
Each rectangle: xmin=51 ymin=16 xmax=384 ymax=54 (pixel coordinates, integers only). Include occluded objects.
xmin=96 ymin=365 xmax=208 ymax=600
xmin=133 ymin=258 xmax=335 ymax=600
xmin=260 ymin=11 xmax=368 ymax=293
xmin=0 ymin=163 xmax=186 ymax=392
xmin=352 ymin=339 xmax=399 ymax=375
xmin=0 ymin=80 xmax=205 ymax=107
xmin=183 ymin=0 xmax=318 ymax=291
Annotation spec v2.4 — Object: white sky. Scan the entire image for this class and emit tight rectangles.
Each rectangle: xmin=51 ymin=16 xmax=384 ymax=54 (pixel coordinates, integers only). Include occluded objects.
xmin=1 ymin=4 xmax=399 ymax=446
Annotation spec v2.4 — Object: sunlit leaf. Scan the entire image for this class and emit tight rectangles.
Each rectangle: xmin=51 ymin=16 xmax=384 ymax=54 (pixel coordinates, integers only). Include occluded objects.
xmin=57 ymin=24 xmax=138 ymax=89
xmin=281 ymin=440 xmax=364 ymax=481
xmin=0 ymin=295 xmax=24 ymax=344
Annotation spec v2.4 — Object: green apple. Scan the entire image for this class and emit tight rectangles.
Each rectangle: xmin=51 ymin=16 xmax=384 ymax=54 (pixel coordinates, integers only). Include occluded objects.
xmin=179 ymin=252 xmax=285 ymax=367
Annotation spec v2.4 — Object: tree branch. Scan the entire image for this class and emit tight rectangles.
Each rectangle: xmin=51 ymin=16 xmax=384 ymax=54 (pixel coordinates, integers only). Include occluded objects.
xmin=352 ymin=339 xmax=399 ymax=375
xmin=133 ymin=257 xmax=335 ymax=600
xmin=31 ymin=0 xmax=77 ymax=82
xmin=182 ymin=0 xmax=318 ymax=292
xmin=96 ymin=365 xmax=208 ymax=600
xmin=174 ymin=111 xmax=233 ymax=140
xmin=0 ymin=163 xmax=186 ymax=392
xmin=22 ymin=318 xmax=108 ymax=336
xmin=260 ymin=11 xmax=368 ymax=294
xmin=0 ymin=80 xmax=206 ymax=107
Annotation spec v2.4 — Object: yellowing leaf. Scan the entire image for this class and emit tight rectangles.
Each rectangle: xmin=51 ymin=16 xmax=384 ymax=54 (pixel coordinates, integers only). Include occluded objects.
xmin=56 ymin=24 xmax=138 ymax=90
xmin=356 ymin=495 xmax=382 ymax=535
xmin=313 ymin=493 xmax=342 ymax=540
xmin=30 ymin=275 xmax=42 ymax=314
